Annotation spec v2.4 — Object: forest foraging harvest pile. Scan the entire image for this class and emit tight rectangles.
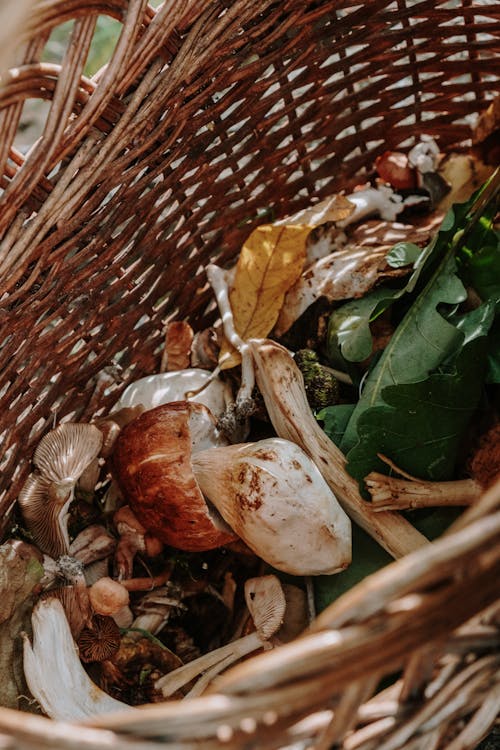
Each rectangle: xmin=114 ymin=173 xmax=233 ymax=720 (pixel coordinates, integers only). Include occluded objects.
xmin=1 ymin=133 xmax=498 ymax=721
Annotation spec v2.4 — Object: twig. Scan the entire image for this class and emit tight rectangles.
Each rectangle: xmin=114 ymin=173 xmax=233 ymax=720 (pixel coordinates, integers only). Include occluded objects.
xmin=365 ymin=473 xmax=481 ymax=511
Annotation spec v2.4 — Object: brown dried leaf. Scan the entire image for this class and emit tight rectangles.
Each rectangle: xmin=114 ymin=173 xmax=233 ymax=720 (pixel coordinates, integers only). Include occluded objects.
xmin=276 ymin=193 xmax=355 ymax=226
xmin=161 ymin=321 xmax=194 ymax=372
xmin=437 ymin=154 xmax=495 ymax=213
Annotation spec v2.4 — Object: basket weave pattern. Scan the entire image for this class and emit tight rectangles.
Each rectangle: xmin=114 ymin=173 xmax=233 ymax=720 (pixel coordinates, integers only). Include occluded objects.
xmin=0 ymin=1 xmax=499 ymax=748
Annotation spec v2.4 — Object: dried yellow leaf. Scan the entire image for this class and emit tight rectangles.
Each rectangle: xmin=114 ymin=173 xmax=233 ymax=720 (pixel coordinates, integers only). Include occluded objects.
xmin=220 ymin=224 xmax=311 ymax=369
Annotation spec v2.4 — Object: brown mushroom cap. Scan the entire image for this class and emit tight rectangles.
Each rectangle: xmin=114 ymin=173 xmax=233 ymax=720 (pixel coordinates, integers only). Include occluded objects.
xmin=88 ymin=577 xmax=130 ymax=616
xmin=112 ymin=402 xmax=237 ymax=551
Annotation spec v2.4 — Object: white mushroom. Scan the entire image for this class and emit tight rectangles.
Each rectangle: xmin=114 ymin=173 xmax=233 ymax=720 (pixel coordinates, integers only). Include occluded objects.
xmin=113 ymin=399 xmax=351 ymax=574
xmin=23 ymin=598 xmax=130 ymax=720
xmin=191 ymin=437 xmax=352 ymax=576
xmin=114 ymin=368 xmax=230 ymax=419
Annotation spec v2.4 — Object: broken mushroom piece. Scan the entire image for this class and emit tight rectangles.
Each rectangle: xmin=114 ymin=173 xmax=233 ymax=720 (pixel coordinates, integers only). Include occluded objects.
xmin=69 ymin=524 xmax=117 ymax=567
xmin=23 ymin=598 xmax=129 ymax=720
xmin=113 ymin=505 xmax=163 ymax=580
xmin=339 ymin=184 xmax=425 ymax=226
xmin=112 ymin=402 xmax=237 ymax=551
xmin=191 ymin=437 xmax=352 ymax=575
xmin=17 ymin=424 xmax=103 ymax=558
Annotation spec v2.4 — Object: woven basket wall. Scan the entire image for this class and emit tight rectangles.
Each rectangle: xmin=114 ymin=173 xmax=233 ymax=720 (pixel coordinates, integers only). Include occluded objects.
xmin=0 ymin=1 xmax=499 ymax=748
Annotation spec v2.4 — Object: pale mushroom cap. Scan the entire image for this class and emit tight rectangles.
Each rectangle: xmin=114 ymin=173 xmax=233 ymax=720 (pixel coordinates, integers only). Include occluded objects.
xmin=115 ymin=369 xmax=228 ymax=418
xmin=245 ymin=575 xmax=286 ymax=640
xmin=192 ymin=438 xmax=352 ymax=575
xmin=33 ymin=423 xmax=103 ymax=483
xmin=89 ymin=577 xmax=130 ymax=616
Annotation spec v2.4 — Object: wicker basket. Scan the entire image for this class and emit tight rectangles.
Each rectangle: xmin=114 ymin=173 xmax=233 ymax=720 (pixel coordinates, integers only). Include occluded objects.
xmin=0 ymin=1 xmax=499 ymax=748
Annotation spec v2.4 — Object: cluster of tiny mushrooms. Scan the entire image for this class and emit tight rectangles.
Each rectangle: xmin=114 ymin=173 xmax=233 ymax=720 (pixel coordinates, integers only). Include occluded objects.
xmin=17 ymin=172 xmax=477 ymax=719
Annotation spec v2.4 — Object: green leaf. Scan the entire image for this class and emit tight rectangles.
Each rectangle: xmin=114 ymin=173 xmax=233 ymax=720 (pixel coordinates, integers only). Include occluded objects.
xmin=456 ymin=193 xmax=499 ymax=300
xmin=345 ymin=338 xmax=489 ymax=483
xmin=316 ymin=404 xmax=355 ymax=447
xmin=341 ymin=250 xmax=467 ymax=452
xmin=452 ymin=298 xmax=497 ymax=346
xmin=460 ymin=242 xmax=500 ymax=301
xmin=485 ymin=316 xmax=500 ymax=383
xmin=327 ymin=288 xmax=400 ymax=364
xmin=386 ymin=242 xmax=422 ymax=268
xmin=327 ymin=192 xmax=482 ymax=370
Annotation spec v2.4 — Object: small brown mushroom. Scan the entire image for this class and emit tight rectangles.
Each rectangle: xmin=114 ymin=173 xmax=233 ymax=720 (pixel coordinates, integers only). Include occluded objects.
xmin=375 ymin=150 xmax=417 ymax=190
xmin=88 ymin=577 xmax=130 ymax=617
xmin=77 ymin=615 xmax=121 ymax=663
xmin=113 ymin=505 xmax=163 ymax=580
xmin=32 ymin=423 xmax=103 ymax=484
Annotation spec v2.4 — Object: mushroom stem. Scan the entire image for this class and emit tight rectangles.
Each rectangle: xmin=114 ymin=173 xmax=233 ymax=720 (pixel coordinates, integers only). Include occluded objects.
xmin=183 ymin=653 xmax=238 ymax=698
xmin=365 ymin=473 xmax=482 ymax=511
xmin=206 ymin=263 xmax=255 ymax=407
xmin=121 ymin=567 xmax=172 ymax=592
xmin=156 ymin=631 xmax=265 ymax=698
xmin=157 ymin=574 xmax=286 ymax=698
xmin=249 ymin=339 xmax=428 ymax=559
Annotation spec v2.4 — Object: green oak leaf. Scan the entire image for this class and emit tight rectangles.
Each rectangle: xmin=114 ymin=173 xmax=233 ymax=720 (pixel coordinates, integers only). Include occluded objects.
xmin=316 ymin=403 xmax=355 ymax=447
xmin=345 ymin=337 xmax=489 ymax=484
